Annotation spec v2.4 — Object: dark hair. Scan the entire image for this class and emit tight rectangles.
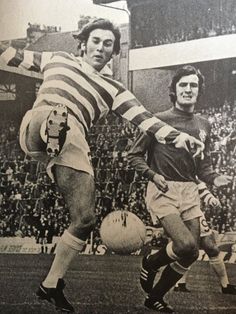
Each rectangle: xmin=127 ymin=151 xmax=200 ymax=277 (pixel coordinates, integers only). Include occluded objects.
xmin=73 ymin=18 xmax=121 ymax=55
xmin=169 ymin=65 xmax=205 ymax=104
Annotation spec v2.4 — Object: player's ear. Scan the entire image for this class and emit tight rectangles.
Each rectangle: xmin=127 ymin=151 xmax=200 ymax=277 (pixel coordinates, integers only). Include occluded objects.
xmin=81 ymin=42 xmax=86 ymax=53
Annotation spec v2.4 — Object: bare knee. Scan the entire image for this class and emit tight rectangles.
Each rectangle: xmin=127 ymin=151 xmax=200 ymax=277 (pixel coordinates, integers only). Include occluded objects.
xmin=201 ymin=236 xmax=219 ymax=258
xmin=70 ymin=211 xmax=97 ymax=240
xmin=174 ymin=238 xmax=199 ymax=262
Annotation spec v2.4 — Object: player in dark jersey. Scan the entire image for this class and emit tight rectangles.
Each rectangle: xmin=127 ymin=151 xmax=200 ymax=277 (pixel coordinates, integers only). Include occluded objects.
xmin=0 ymin=20 xmax=204 ymax=312
xmin=128 ymin=65 xmax=231 ymax=312
xmin=37 ymin=218 xmax=50 ymax=254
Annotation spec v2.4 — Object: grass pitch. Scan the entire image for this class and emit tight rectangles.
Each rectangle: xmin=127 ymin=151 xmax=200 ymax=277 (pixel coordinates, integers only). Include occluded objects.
xmin=0 ymin=254 xmax=236 ymax=313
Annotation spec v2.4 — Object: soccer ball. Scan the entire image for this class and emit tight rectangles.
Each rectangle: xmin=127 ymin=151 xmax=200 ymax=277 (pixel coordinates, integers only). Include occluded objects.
xmin=100 ymin=210 xmax=146 ymax=254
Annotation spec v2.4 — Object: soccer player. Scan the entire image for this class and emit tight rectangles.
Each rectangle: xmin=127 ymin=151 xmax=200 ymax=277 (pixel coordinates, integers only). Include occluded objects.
xmin=0 ymin=20 xmax=204 ymax=313
xmin=128 ymin=65 xmax=232 ymax=312
xmin=37 ymin=219 xmax=49 ymax=254
xmin=174 ymin=184 xmax=236 ymax=294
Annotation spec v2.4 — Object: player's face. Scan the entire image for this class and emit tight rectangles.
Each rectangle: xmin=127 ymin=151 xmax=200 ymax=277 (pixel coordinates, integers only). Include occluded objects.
xmin=82 ymin=29 xmax=115 ymax=71
xmin=175 ymin=74 xmax=199 ymax=111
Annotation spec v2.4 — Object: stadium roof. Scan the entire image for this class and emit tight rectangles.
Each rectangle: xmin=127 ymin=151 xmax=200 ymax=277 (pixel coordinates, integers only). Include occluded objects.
xmin=27 ymin=31 xmax=78 ymax=54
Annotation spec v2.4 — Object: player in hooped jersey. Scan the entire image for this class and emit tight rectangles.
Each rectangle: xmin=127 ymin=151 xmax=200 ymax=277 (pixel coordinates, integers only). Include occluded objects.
xmin=128 ymin=65 xmax=232 ymax=312
xmin=0 ymin=19 xmax=205 ymax=312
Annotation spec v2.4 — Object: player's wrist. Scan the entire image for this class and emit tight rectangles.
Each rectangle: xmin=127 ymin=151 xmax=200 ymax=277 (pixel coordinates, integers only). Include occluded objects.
xmin=145 ymin=169 xmax=157 ymax=182
xmin=197 ymin=182 xmax=207 ymax=191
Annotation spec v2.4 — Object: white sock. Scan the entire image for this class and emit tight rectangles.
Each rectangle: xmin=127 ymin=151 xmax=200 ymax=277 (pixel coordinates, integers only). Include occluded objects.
xmin=209 ymin=255 xmax=229 ymax=288
xmin=43 ymin=230 xmax=85 ymax=288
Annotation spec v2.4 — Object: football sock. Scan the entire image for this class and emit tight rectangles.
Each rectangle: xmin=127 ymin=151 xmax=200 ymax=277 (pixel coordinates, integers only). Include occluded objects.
xmin=147 ymin=242 xmax=178 ymax=271
xmin=150 ymin=261 xmax=188 ymax=298
xmin=43 ymin=230 xmax=85 ymax=288
xmin=209 ymin=255 xmax=229 ymax=288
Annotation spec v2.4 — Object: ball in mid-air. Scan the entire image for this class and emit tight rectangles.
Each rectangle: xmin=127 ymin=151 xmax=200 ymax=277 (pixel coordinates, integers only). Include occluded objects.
xmin=100 ymin=210 xmax=146 ymax=254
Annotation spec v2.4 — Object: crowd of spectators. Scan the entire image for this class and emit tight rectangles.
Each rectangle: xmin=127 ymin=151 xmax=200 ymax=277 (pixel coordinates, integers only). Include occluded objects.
xmin=199 ymin=101 xmax=236 ymax=234
xmin=131 ymin=1 xmax=236 ymax=49
xmin=132 ymin=24 xmax=236 ymax=49
xmin=0 ymin=101 xmax=235 ymax=248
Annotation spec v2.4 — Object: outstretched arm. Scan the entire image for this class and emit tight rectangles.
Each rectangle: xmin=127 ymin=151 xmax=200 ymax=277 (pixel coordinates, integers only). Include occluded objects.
xmin=112 ymin=85 xmax=204 ymax=156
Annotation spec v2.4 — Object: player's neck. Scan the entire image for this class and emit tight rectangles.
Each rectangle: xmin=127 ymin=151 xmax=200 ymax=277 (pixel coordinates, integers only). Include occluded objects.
xmin=175 ymin=103 xmax=195 ymax=113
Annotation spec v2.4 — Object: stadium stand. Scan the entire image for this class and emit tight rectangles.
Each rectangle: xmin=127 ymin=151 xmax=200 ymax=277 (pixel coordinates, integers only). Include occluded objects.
xmin=131 ymin=0 xmax=236 ymax=49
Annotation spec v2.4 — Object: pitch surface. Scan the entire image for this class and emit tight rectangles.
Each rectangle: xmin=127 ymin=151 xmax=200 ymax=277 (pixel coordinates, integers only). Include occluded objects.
xmin=0 ymin=254 xmax=235 ymax=313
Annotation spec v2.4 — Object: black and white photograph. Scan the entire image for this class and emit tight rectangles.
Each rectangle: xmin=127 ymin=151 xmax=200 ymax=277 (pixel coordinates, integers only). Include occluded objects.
xmin=0 ymin=0 xmax=236 ymax=313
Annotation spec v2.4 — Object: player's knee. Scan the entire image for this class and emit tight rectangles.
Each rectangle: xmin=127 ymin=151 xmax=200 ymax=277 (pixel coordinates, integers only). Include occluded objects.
xmin=81 ymin=212 xmax=97 ymax=231
xmin=175 ymin=239 xmax=199 ymax=261
xmin=187 ymin=247 xmax=199 ymax=264
xmin=204 ymin=244 xmax=219 ymax=258
xmin=178 ymin=246 xmax=199 ymax=267
xmin=71 ymin=212 xmax=96 ymax=239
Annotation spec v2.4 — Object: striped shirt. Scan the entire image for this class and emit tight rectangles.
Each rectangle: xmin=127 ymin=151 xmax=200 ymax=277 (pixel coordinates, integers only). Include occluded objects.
xmin=1 ymin=47 xmax=179 ymax=142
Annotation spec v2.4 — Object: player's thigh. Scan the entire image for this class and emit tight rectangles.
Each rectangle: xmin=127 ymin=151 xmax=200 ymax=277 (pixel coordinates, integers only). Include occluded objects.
xmin=160 ymin=214 xmax=197 ymax=253
xmin=53 ymin=165 xmax=95 ymax=220
xmin=184 ymin=217 xmax=201 ymax=247
xmin=26 ymin=110 xmax=49 ymax=151
xmin=200 ymin=233 xmax=219 ymax=257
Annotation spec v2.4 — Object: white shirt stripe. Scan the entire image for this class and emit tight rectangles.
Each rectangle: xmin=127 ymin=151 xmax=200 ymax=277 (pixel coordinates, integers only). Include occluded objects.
xmin=122 ymin=105 xmax=146 ymax=120
xmin=44 ymin=67 xmax=110 ymax=114
xmin=33 ymin=93 xmax=88 ymax=130
xmin=139 ymin=117 xmax=162 ymax=132
xmin=112 ymin=90 xmax=134 ymax=111
xmin=92 ymin=74 xmax=117 ymax=97
xmin=40 ymin=52 xmax=53 ymax=71
xmin=41 ymin=80 xmax=95 ymax=121
xmin=50 ymin=55 xmax=81 ymax=70
xmin=155 ymin=124 xmax=176 ymax=143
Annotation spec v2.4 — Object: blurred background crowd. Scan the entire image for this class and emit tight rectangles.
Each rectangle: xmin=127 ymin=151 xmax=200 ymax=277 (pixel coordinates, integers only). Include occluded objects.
xmin=0 ymin=100 xmax=235 ymax=248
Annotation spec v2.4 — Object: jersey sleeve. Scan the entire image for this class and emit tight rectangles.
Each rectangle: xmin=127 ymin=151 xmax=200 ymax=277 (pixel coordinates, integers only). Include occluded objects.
xmin=197 ymin=181 xmax=214 ymax=204
xmin=0 ymin=47 xmax=53 ymax=72
xmin=112 ymin=87 xmax=180 ymax=144
xmin=197 ymin=124 xmax=219 ymax=185
xmin=127 ymin=131 xmax=156 ymax=181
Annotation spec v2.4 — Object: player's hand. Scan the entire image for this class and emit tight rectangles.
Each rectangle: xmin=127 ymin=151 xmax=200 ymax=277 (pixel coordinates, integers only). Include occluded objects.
xmin=153 ymin=174 xmax=168 ymax=193
xmin=213 ymin=175 xmax=232 ymax=187
xmin=208 ymin=195 xmax=221 ymax=208
xmin=173 ymin=132 xmax=204 ymax=159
